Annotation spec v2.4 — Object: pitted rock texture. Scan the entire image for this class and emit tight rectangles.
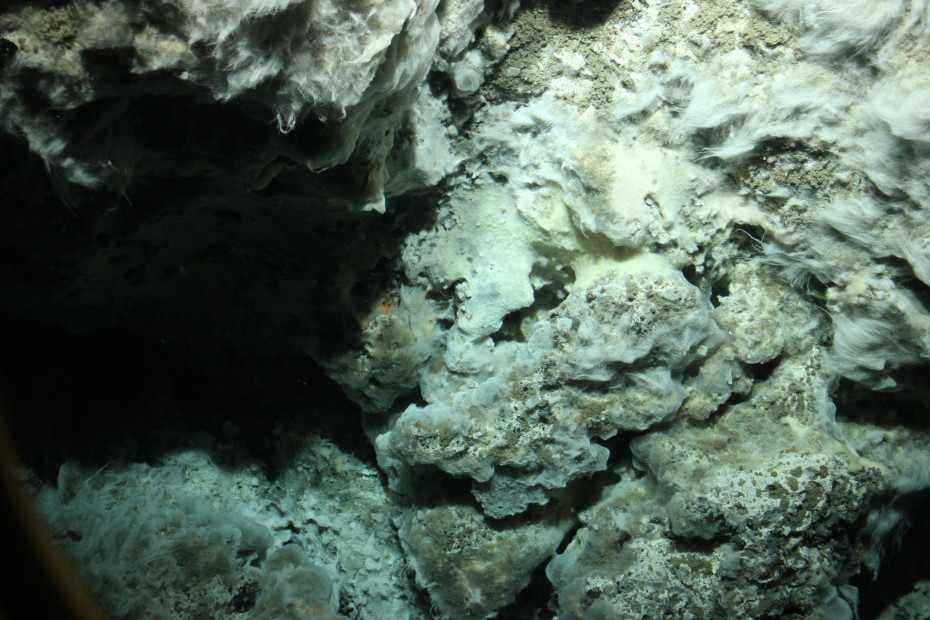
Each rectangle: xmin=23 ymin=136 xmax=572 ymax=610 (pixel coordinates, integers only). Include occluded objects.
xmin=5 ymin=0 xmax=930 ymax=619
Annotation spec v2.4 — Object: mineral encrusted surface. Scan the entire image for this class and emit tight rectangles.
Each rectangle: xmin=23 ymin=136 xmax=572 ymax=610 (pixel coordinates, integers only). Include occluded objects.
xmin=3 ymin=0 xmax=930 ymax=618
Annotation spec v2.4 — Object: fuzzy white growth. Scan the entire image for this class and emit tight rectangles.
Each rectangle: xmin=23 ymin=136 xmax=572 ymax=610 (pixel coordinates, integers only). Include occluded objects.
xmin=758 ymin=242 xmax=834 ymax=290
xmin=681 ymin=80 xmax=748 ymax=132
xmin=435 ymin=0 xmax=487 ymax=62
xmin=162 ymin=0 xmax=444 ymax=135
xmin=615 ymin=83 xmax=663 ymax=119
xmin=862 ymin=505 xmax=907 ymax=576
xmin=450 ymin=49 xmax=485 ymax=93
xmin=870 ymin=76 xmax=930 ymax=144
xmin=829 ymin=315 xmax=899 ymax=381
xmin=894 ymin=232 xmax=930 ymax=287
xmin=847 ymin=73 xmax=930 ymax=202
xmin=0 ymin=0 xmax=449 ymax=206
xmin=686 ymin=66 xmax=849 ymax=161
xmin=703 ymin=132 xmax=758 ymax=160
xmin=818 ymin=199 xmax=885 ymax=248
xmin=902 ymin=0 xmax=930 ymax=32
xmin=753 ymin=0 xmax=907 ymax=57
xmin=826 ymin=311 xmax=930 ymax=388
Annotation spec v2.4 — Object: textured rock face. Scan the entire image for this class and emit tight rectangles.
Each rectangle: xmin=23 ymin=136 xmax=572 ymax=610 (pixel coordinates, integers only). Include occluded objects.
xmin=0 ymin=0 xmax=446 ymax=208
xmin=0 ymin=0 xmax=459 ymax=359
xmin=398 ymin=504 xmax=571 ymax=619
xmin=5 ymin=0 xmax=930 ymax=619
xmin=378 ymin=265 xmax=715 ymax=517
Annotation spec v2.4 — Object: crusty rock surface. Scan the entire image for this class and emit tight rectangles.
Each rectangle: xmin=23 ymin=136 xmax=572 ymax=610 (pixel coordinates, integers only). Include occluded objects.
xmin=5 ymin=0 xmax=930 ymax=618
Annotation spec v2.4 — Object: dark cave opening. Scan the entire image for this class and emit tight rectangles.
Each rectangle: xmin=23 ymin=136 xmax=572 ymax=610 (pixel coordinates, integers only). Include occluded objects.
xmin=854 ymin=488 xmax=930 ymax=619
xmin=497 ymin=558 xmax=557 ymax=620
xmin=834 ymin=374 xmax=930 ymax=618
xmin=544 ymin=0 xmax=628 ymax=30
xmin=0 ymin=314 xmax=375 ymax=483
